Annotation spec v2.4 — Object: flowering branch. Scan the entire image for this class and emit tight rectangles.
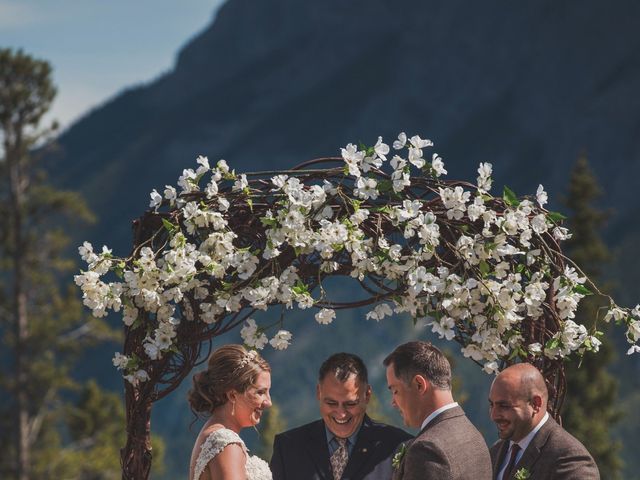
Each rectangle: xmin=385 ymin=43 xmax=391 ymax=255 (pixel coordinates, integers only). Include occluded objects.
xmin=75 ymin=133 xmax=640 ymax=413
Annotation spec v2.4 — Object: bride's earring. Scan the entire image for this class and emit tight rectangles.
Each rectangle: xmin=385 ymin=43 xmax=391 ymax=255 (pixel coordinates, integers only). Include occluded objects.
xmin=231 ymin=400 xmax=236 ymax=416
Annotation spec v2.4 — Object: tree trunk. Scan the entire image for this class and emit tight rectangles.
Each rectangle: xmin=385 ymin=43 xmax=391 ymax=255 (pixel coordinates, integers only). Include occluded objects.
xmin=7 ymin=130 xmax=30 ymax=480
xmin=121 ymin=385 xmax=153 ymax=480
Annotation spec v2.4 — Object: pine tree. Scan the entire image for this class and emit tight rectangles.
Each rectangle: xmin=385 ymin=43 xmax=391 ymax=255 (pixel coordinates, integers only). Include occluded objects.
xmin=0 ymin=48 xmax=133 ymax=479
xmin=256 ymin=402 xmax=287 ymax=461
xmin=560 ymin=154 xmax=622 ymax=479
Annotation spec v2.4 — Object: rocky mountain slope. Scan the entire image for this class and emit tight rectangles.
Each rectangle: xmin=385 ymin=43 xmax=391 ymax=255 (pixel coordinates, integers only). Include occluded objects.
xmin=47 ymin=0 xmax=640 ymax=477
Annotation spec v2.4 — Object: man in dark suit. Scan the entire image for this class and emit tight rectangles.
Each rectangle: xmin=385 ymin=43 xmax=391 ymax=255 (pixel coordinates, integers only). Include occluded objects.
xmin=270 ymin=352 xmax=411 ymax=480
xmin=489 ymin=363 xmax=600 ymax=480
xmin=384 ymin=341 xmax=492 ymax=480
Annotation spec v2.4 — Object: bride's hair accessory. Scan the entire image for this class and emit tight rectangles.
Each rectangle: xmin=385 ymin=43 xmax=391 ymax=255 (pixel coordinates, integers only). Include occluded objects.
xmin=237 ymin=349 xmax=258 ymax=370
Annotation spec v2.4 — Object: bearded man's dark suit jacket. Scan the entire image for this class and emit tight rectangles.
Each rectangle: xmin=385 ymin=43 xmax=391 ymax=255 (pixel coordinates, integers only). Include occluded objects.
xmin=393 ymin=405 xmax=492 ymax=480
xmin=270 ymin=414 xmax=411 ymax=480
xmin=490 ymin=416 xmax=599 ymax=480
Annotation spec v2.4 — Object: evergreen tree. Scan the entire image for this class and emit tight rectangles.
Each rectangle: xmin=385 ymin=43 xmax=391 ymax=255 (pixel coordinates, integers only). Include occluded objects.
xmin=560 ymin=154 xmax=622 ymax=479
xmin=0 ymin=48 xmax=135 ymax=479
xmin=256 ymin=402 xmax=287 ymax=461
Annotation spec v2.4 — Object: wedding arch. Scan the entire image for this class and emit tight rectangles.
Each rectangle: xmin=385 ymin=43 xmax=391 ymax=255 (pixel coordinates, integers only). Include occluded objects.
xmin=74 ymin=133 xmax=640 ymax=479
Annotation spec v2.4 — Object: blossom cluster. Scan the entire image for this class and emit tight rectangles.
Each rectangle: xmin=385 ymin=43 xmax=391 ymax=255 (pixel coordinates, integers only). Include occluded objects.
xmin=75 ymin=134 xmax=640 ymax=384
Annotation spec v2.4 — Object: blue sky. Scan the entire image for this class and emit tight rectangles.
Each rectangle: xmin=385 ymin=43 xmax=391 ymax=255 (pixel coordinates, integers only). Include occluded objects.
xmin=2 ymin=0 xmax=227 ymax=130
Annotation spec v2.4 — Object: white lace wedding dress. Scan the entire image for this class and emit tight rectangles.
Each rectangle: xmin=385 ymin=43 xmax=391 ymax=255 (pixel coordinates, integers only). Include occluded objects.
xmin=192 ymin=428 xmax=272 ymax=480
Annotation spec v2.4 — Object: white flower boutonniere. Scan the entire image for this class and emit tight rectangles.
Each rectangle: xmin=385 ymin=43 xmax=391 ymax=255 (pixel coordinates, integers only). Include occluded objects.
xmin=392 ymin=442 xmax=408 ymax=470
xmin=514 ymin=467 xmax=531 ymax=480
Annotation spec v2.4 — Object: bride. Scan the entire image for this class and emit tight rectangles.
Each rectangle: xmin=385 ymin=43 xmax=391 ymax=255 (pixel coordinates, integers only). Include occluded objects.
xmin=188 ymin=344 xmax=273 ymax=480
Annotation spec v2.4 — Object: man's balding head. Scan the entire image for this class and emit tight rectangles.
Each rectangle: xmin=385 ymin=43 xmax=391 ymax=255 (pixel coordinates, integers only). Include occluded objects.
xmin=489 ymin=363 xmax=548 ymax=442
xmin=496 ymin=363 xmax=548 ymax=405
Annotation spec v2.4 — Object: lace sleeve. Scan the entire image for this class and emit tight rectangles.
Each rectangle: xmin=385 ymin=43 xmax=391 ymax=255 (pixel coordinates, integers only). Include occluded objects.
xmin=193 ymin=429 xmax=247 ymax=480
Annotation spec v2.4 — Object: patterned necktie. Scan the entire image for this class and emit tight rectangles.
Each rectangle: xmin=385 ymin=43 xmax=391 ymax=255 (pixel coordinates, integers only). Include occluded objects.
xmin=503 ymin=443 xmax=521 ymax=480
xmin=330 ymin=437 xmax=349 ymax=480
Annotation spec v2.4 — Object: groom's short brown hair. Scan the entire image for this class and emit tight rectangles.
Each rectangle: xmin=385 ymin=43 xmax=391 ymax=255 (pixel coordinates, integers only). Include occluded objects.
xmin=383 ymin=341 xmax=451 ymax=390
xmin=319 ymin=352 xmax=368 ymax=384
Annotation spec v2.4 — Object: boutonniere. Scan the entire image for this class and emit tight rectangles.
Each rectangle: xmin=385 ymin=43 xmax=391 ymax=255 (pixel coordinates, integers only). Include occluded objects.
xmin=392 ymin=442 xmax=408 ymax=470
xmin=514 ymin=467 xmax=531 ymax=480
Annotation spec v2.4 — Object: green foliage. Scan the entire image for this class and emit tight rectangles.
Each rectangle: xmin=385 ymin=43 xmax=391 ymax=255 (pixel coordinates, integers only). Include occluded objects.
xmin=560 ymin=154 xmax=623 ymax=479
xmin=502 ymin=185 xmax=520 ymax=207
xmin=256 ymin=401 xmax=287 ymax=461
xmin=0 ymin=48 xmax=56 ymax=135
xmin=365 ymin=392 xmax=395 ymax=425
xmin=0 ymin=48 xmax=124 ymax=479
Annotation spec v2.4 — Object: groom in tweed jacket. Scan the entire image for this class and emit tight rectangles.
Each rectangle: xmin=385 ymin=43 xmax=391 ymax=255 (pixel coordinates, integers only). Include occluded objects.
xmin=384 ymin=341 xmax=492 ymax=480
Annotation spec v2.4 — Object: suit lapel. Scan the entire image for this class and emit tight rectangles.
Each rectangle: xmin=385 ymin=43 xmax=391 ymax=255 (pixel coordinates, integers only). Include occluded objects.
xmin=493 ymin=440 xmax=510 ymax=476
xmin=306 ymin=420 xmax=333 ymax=480
xmin=396 ymin=407 xmax=465 ymax=478
xmin=513 ymin=418 xmax=555 ymax=476
xmin=341 ymin=416 xmax=380 ymax=479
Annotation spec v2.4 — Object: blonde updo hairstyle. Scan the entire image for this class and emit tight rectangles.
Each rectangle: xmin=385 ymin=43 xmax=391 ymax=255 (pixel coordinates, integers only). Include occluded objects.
xmin=188 ymin=344 xmax=270 ymax=416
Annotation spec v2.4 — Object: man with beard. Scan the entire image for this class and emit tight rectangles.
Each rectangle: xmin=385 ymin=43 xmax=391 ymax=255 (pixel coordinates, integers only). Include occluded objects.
xmin=488 ymin=363 xmax=599 ymax=479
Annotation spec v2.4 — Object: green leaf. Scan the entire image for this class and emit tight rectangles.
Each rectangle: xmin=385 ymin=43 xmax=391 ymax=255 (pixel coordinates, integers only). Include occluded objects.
xmin=292 ymin=281 xmax=309 ymax=296
xmin=247 ymin=198 xmax=253 ymax=212
xmin=503 ymin=186 xmax=520 ymax=207
xmin=113 ymin=261 xmax=126 ymax=279
xmin=376 ymin=180 xmax=393 ymax=193
xmin=260 ymin=217 xmax=278 ymax=228
xmin=573 ymin=284 xmax=593 ymax=295
xmin=546 ymin=211 xmax=567 ymax=223
xmin=508 ymin=346 xmax=524 ymax=360
xmin=545 ymin=337 xmax=560 ymax=350
xmin=372 ymin=205 xmax=392 ymax=214
xmin=162 ymin=218 xmax=177 ymax=233
xmin=479 ymin=260 xmax=490 ymax=276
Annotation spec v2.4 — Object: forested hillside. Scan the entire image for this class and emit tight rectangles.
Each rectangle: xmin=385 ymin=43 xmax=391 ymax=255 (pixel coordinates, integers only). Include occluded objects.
xmin=44 ymin=0 xmax=640 ymax=477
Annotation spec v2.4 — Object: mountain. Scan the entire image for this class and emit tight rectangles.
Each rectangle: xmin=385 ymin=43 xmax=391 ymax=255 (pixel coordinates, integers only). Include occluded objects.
xmin=46 ymin=0 xmax=640 ymax=477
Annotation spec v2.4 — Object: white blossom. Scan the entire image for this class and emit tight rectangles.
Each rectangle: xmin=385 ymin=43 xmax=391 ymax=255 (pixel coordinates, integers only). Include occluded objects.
xmin=270 ymin=330 xmax=292 ymax=350
xmin=149 ymin=189 xmax=162 ymax=209
xmin=374 ymin=136 xmax=389 ymax=162
xmin=177 ymin=168 xmax=198 ymax=193
xmin=430 ymin=316 xmax=456 ymax=340
xmin=627 ymin=345 xmax=640 ymax=355
xmin=393 ymin=132 xmax=407 ymax=150
xmin=483 ymin=361 xmax=500 ymax=375
xmin=536 ymin=184 xmax=548 ymax=207
xmin=366 ymin=303 xmax=393 ymax=321
xmin=315 ymin=308 xmax=336 ymax=325
xmin=354 ymin=177 xmax=379 ymax=200
xmin=431 ymin=154 xmax=447 ymax=177
xmin=341 ymin=143 xmax=364 ymax=177
xmin=196 ymin=155 xmax=210 ymax=175
xmin=164 ymin=185 xmax=177 ymax=203
xmin=112 ymin=352 xmax=129 ymax=370
xmin=528 ymin=343 xmax=543 ymax=355
xmin=477 ymin=162 xmax=492 ymax=192
xmin=233 ymin=174 xmax=249 ymax=192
